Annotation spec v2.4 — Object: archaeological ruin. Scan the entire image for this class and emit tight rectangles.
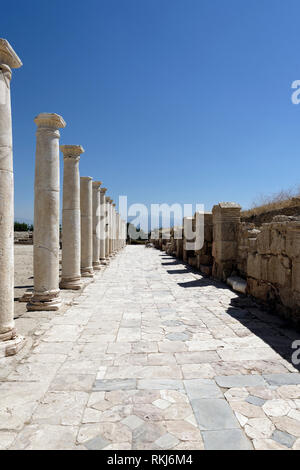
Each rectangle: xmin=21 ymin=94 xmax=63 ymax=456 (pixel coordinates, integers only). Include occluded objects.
xmin=0 ymin=37 xmax=299 ymax=451
xmin=152 ymin=203 xmax=300 ymax=328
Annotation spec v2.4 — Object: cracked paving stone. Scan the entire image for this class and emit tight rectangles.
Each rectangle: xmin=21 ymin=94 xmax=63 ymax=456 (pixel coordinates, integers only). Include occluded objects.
xmin=184 ymin=379 xmax=223 ymax=400
xmin=121 ymin=415 xmax=144 ymax=430
xmin=272 ymin=430 xmax=297 ymax=449
xmin=166 ymin=332 xmax=191 ymax=341
xmin=245 ymin=396 xmax=266 ymax=407
xmin=263 ymin=374 xmax=300 ymax=387
xmin=93 ymin=379 xmax=137 ymax=391
xmin=202 ymin=429 xmax=253 ymax=450
xmin=154 ymin=433 xmax=179 ymax=449
xmin=215 ymin=375 xmax=267 ymax=389
xmin=191 ymin=399 xmax=240 ymax=430
xmin=84 ymin=435 xmax=110 ymax=450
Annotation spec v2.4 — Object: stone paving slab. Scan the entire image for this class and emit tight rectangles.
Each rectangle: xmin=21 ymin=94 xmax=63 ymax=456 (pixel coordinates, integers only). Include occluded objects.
xmin=0 ymin=246 xmax=299 ymax=450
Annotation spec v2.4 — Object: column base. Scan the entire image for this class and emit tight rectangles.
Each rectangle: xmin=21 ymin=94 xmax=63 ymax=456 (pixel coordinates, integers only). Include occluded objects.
xmin=26 ymin=291 xmax=61 ymax=312
xmin=60 ymin=277 xmax=82 ymax=290
xmin=81 ymin=267 xmax=94 ymax=278
xmin=100 ymin=259 xmax=107 ymax=265
xmin=0 ymin=335 xmax=26 ymax=358
xmin=92 ymin=261 xmax=101 ymax=271
xmin=19 ymin=289 xmax=34 ymax=302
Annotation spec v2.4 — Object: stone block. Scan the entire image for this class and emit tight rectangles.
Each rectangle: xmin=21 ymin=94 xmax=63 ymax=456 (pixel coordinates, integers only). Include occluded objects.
xmin=247 ymin=254 xmax=261 ymax=279
xmin=257 ymin=228 xmax=271 ymax=255
xmin=270 ymin=228 xmax=286 ymax=255
xmin=198 ymin=254 xmax=213 ymax=265
xmin=292 ymin=261 xmax=300 ymax=293
xmin=267 ymin=256 xmax=291 ymax=287
xmin=247 ymin=278 xmax=269 ymax=302
xmin=286 ymin=227 xmax=300 ymax=259
xmin=247 ymin=238 xmax=258 ymax=254
xmin=213 ymin=241 xmax=238 ymax=261
xmin=199 ymin=265 xmax=212 ymax=276
xmin=188 ymin=257 xmax=197 ymax=267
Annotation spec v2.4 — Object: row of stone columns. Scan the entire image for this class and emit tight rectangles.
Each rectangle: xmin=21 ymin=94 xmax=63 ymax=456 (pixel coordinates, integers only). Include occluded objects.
xmin=0 ymin=39 xmax=127 ymax=356
xmin=26 ymin=115 xmax=127 ymax=312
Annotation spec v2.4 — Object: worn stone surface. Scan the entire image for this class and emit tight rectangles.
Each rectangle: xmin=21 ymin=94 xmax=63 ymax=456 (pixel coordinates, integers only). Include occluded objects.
xmin=0 ymin=246 xmax=299 ymax=450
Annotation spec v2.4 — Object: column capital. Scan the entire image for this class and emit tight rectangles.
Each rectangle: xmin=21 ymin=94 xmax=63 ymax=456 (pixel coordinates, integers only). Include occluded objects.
xmin=0 ymin=39 xmax=22 ymax=69
xmin=100 ymin=187 xmax=107 ymax=194
xmin=60 ymin=145 xmax=84 ymax=158
xmin=34 ymin=113 xmax=66 ymax=130
xmin=112 ymin=203 xmax=116 ymax=207
xmin=81 ymin=176 xmax=92 ymax=182
xmin=92 ymin=181 xmax=102 ymax=190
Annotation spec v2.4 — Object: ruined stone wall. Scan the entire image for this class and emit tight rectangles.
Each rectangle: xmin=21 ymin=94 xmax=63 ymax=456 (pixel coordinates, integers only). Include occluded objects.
xmin=153 ymin=204 xmax=300 ymax=325
xmin=14 ymin=231 xmax=33 ymax=244
xmin=238 ymin=218 xmax=300 ymax=323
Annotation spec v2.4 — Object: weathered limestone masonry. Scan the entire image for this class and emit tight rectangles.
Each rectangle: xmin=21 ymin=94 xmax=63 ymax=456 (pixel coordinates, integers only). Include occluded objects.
xmin=154 ymin=202 xmax=300 ymax=325
xmin=183 ymin=216 xmax=195 ymax=264
xmin=60 ymin=145 xmax=84 ymax=290
xmin=0 ymin=39 xmax=25 ymax=356
xmin=239 ymin=217 xmax=300 ymax=324
xmin=14 ymin=231 xmax=33 ymax=244
xmin=99 ymin=187 xmax=107 ymax=264
xmin=27 ymin=113 xmax=66 ymax=312
xmin=196 ymin=212 xmax=213 ymax=276
xmin=175 ymin=227 xmax=183 ymax=259
xmin=212 ymin=202 xmax=241 ymax=281
xmin=92 ymin=181 xmax=102 ymax=271
xmin=80 ymin=176 xmax=94 ymax=277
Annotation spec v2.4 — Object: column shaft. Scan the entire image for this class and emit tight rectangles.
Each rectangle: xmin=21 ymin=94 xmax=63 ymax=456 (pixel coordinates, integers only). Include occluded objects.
xmin=109 ymin=200 xmax=113 ymax=255
xmin=105 ymin=197 xmax=110 ymax=258
xmin=80 ymin=177 xmax=94 ymax=277
xmin=27 ymin=113 xmax=66 ymax=311
xmin=92 ymin=181 xmax=101 ymax=270
xmin=99 ymin=188 xmax=107 ymax=264
xmin=60 ymin=145 xmax=84 ymax=290
xmin=0 ymin=39 xmax=25 ymax=356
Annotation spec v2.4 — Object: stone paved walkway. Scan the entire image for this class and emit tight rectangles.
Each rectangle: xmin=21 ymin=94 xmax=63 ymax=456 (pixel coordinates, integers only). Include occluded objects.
xmin=1 ymin=246 xmax=300 ymax=450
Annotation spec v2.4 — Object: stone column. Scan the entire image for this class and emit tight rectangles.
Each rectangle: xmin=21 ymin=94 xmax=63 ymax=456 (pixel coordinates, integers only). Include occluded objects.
xmin=212 ymin=202 xmax=241 ymax=281
xmin=99 ymin=187 xmax=107 ymax=264
xmin=107 ymin=197 xmax=112 ymax=257
xmin=60 ymin=145 xmax=84 ymax=290
xmin=110 ymin=200 xmax=114 ymax=255
xmin=105 ymin=196 xmax=110 ymax=259
xmin=80 ymin=177 xmax=94 ymax=277
xmin=107 ymin=198 xmax=111 ymax=256
xmin=112 ymin=203 xmax=116 ymax=253
xmin=116 ymin=213 xmax=120 ymax=251
xmin=27 ymin=113 xmax=66 ymax=312
xmin=92 ymin=181 xmax=102 ymax=271
xmin=123 ymin=220 xmax=127 ymax=247
xmin=0 ymin=39 xmax=25 ymax=356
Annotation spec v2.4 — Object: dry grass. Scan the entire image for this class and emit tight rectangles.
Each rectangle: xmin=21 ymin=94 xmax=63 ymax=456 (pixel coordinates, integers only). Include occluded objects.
xmin=242 ymin=186 xmax=300 ymax=218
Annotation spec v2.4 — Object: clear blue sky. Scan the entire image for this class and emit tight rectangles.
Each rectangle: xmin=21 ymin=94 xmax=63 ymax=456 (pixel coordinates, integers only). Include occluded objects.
xmin=3 ymin=0 xmax=300 ymax=222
